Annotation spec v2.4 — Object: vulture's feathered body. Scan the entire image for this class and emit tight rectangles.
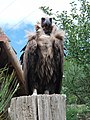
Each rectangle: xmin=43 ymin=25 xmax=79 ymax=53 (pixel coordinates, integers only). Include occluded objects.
xmin=23 ymin=20 xmax=64 ymax=95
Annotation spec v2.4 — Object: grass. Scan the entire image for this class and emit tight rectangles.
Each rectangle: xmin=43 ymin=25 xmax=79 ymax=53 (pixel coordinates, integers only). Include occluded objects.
xmin=0 ymin=67 xmax=19 ymax=120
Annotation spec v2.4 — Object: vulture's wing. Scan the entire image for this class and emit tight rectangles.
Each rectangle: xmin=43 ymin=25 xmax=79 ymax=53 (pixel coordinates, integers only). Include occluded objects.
xmin=53 ymin=30 xmax=65 ymax=93
xmin=20 ymin=45 xmax=26 ymax=64
xmin=23 ymin=38 xmax=38 ymax=94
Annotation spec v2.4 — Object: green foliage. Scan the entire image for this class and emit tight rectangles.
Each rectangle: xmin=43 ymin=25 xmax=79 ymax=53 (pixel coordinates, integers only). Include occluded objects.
xmin=0 ymin=67 xmax=19 ymax=120
xmin=67 ymin=105 xmax=78 ymax=120
xmin=40 ymin=0 xmax=90 ymax=105
xmin=40 ymin=6 xmax=53 ymax=16
xmin=67 ymin=104 xmax=90 ymax=120
xmin=62 ymin=60 xmax=90 ymax=104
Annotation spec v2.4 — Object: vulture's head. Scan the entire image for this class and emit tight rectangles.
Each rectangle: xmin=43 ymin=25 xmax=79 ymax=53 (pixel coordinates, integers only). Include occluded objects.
xmin=41 ymin=17 xmax=52 ymax=35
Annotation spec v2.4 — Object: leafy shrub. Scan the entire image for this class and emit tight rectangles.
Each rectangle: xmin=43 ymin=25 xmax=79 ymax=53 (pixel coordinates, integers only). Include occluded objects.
xmin=67 ymin=105 xmax=78 ymax=120
xmin=67 ymin=104 xmax=90 ymax=120
xmin=0 ymin=67 xmax=19 ymax=120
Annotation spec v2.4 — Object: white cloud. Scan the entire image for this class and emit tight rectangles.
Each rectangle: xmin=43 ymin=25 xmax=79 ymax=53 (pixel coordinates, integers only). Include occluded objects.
xmin=0 ymin=0 xmax=71 ymax=26
xmin=16 ymin=39 xmax=26 ymax=45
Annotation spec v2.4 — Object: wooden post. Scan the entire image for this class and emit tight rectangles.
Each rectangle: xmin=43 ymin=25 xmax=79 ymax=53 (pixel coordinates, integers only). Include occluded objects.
xmin=9 ymin=94 xmax=66 ymax=120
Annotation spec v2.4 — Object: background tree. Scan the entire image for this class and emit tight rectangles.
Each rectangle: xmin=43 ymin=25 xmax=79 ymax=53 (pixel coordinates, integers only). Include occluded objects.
xmin=40 ymin=0 xmax=90 ymax=105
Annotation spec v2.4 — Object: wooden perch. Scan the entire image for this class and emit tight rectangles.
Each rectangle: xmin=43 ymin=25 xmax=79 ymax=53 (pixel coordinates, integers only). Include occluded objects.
xmin=2 ymin=41 xmax=26 ymax=93
xmin=3 ymin=41 xmax=24 ymax=83
xmin=9 ymin=94 xmax=66 ymax=120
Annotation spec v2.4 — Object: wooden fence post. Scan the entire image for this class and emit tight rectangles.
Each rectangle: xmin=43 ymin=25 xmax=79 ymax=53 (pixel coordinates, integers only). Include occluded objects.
xmin=9 ymin=94 xmax=66 ymax=120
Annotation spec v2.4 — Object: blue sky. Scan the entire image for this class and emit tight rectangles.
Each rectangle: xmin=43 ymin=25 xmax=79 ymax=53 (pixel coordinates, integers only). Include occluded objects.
xmin=3 ymin=22 xmax=34 ymax=59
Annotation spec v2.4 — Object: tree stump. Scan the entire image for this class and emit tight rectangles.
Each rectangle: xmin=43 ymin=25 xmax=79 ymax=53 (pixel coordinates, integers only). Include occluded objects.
xmin=9 ymin=94 xmax=66 ymax=120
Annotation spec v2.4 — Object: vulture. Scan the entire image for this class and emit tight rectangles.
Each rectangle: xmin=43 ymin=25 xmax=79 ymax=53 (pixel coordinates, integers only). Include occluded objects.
xmin=22 ymin=18 xmax=65 ymax=95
